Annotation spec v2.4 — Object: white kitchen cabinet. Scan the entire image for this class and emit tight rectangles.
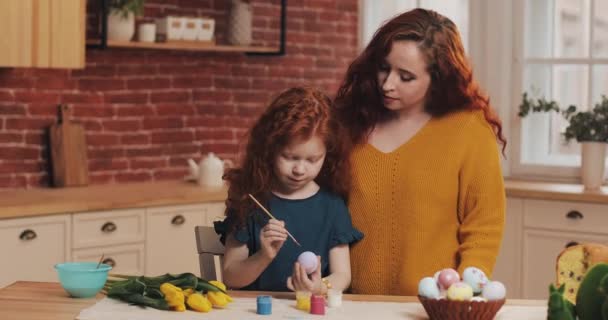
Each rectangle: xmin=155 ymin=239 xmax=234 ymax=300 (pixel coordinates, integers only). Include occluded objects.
xmin=0 ymin=215 xmax=71 ymax=288
xmin=145 ymin=202 xmax=225 ymax=276
xmin=72 ymin=208 xmax=146 ymax=249
xmin=72 ymin=243 xmax=145 ymax=275
xmin=497 ymin=197 xmax=608 ymax=300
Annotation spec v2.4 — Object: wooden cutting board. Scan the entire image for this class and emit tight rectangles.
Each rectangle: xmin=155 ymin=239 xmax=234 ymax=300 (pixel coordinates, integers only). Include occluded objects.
xmin=49 ymin=104 xmax=89 ymax=187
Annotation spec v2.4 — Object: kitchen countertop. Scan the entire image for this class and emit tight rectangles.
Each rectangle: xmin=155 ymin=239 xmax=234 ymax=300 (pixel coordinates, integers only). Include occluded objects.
xmin=0 ymin=179 xmax=607 ymax=220
xmin=0 ymin=180 xmax=227 ymax=220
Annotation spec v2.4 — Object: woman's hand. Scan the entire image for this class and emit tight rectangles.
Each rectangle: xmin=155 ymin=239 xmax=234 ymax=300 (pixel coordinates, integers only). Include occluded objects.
xmin=286 ymin=256 xmax=323 ymax=295
xmin=259 ymin=219 xmax=287 ymax=260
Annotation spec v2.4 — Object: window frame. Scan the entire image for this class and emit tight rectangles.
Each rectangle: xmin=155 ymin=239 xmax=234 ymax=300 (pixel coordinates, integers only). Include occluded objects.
xmin=509 ymin=0 xmax=608 ymax=182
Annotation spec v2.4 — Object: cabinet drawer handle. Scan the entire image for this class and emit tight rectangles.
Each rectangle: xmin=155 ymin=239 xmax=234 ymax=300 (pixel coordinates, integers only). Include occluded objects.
xmin=19 ymin=229 xmax=37 ymax=241
xmin=566 ymin=210 xmax=584 ymax=220
xmin=565 ymin=241 xmax=579 ymax=248
xmin=171 ymin=215 xmax=186 ymax=226
xmin=101 ymin=222 xmax=117 ymax=233
xmin=102 ymin=258 xmax=116 ymax=267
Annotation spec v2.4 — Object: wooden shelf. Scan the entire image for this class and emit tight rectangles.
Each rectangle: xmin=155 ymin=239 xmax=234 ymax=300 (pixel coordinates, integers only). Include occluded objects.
xmin=86 ymin=39 xmax=278 ymax=53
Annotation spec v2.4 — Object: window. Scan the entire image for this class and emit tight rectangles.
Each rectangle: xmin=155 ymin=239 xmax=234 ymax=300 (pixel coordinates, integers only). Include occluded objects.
xmin=359 ymin=0 xmax=470 ymax=53
xmin=513 ymin=0 xmax=608 ymax=178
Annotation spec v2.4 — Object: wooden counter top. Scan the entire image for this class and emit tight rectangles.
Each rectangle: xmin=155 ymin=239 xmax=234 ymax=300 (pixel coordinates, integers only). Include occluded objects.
xmin=0 ymin=180 xmax=227 ymax=220
xmin=505 ymin=179 xmax=608 ymax=204
xmin=0 ymin=179 xmax=606 ymax=220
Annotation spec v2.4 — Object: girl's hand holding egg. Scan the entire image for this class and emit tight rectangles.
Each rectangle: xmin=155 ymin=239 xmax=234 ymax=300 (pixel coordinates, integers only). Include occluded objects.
xmin=287 ymin=253 xmax=323 ymax=295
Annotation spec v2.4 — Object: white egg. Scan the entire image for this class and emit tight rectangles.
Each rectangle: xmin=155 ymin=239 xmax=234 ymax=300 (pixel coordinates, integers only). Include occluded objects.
xmin=418 ymin=277 xmax=440 ymax=299
xmin=462 ymin=266 xmax=489 ymax=294
xmin=482 ymin=281 xmax=506 ymax=300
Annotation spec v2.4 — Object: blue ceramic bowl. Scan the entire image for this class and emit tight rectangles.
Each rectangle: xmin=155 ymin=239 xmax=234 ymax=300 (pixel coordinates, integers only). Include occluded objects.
xmin=54 ymin=262 xmax=112 ymax=298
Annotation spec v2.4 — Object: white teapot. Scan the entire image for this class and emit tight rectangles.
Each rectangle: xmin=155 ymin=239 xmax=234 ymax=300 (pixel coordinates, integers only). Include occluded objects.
xmin=187 ymin=153 xmax=231 ymax=188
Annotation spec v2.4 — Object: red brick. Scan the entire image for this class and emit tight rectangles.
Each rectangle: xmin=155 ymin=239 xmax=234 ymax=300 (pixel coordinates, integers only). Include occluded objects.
xmin=106 ymin=93 xmax=149 ymax=104
xmin=27 ymin=104 xmax=60 ymax=116
xmin=86 ymin=133 xmax=121 ymax=146
xmin=72 ymin=65 xmax=116 ymax=78
xmin=156 ymin=104 xmax=196 ymax=116
xmin=192 ymin=103 xmax=236 ymax=116
xmin=115 ymin=105 xmax=154 ymax=117
xmin=127 ymin=78 xmax=171 ymax=90
xmin=79 ymin=79 xmax=126 ymax=91
xmin=151 ymin=130 xmax=194 ymax=144
xmin=62 ymin=93 xmax=105 ymax=104
xmin=115 ymin=171 xmax=152 ymax=183
xmin=171 ymin=76 xmax=213 ymax=89
xmin=0 ymin=176 xmax=27 ymax=188
xmin=192 ymin=89 xmax=233 ymax=104
xmin=35 ymin=77 xmax=78 ymax=90
xmin=25 ymin=132 xmax=45 ymax=145
xmin=2 ymin=146 xmax=39 ymax=160
xmin=162 ymin=143 xmax=200 ymax=155
xmin=143 ymin=117 xmax=184 ymax=129
xmin=125 ymin=147 xmax=163 ymax=157
xmin=6 ymin=118 xmax=54 ymax=130
xmin=0 ymin=161 xmax=43 ymax=174
xmin=0 ymin=91 xmax=14 ymax=102
xmin=130 ymin=158 xmax=167 ymax=170
xmin=102 ymin=119 xmax=142 ymax=131
xmin=121 ymin=133 xmax=150 ymax=145
xmin=150 ymin=91 xmax=191 ymax=103
xmin=0 ymin=77 xmax=36 ymax=88
xmin=0 ymin=104 xmax=27 ymax=115
xmin=89 ymin=158 xmax=129 ymax=171
xmin=116 ymin=65 xmax=158 ymax=76
xmin=214 ymin=77 xmax=251 ymax=90
xmin=88 ymin=147 xmax=125 ymax=158
xmin=0 ymin=132 xmax=23 ymax=143
xmin=14 ymin=91 xmax=61 ymax=104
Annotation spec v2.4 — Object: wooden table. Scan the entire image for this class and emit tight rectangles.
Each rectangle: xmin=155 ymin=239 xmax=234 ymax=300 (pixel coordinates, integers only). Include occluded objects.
xmin=0 ymin=281 xmax=547 ymax=320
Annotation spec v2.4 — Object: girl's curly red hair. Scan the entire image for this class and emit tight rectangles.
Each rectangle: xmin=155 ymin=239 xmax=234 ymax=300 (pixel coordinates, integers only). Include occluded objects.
xmin=335 ymin=8 xmax=506 ymax=154
xmin=223 ymin=87 xmax=351 ymax=232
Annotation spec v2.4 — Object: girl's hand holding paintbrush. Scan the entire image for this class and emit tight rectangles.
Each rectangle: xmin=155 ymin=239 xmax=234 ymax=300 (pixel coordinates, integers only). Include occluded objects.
xmin=259 ymin=219 xmax=288 ymax=260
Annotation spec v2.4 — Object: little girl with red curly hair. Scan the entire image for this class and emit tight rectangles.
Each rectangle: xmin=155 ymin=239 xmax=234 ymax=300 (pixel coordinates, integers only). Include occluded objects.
xmin=215 ymin=87 xmax=363 ymax=295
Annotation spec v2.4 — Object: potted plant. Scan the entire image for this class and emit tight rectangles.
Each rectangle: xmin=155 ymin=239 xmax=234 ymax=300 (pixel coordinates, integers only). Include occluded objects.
xmin=107 ymin=0 xmax=145 ymax=42
xmin=519 ymin=93 xmax=608 ymax=190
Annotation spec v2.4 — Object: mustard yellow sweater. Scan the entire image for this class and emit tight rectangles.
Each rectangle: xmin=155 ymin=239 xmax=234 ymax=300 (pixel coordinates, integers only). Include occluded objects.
xmin=348 ymin=110 xmax=505 ymax=295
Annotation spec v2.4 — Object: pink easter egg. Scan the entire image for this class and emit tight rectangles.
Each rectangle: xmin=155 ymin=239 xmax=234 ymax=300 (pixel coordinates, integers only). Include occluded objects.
xmin=297 ymin=251 xmax=318 ymax=274
xmin=437 ymin=268 xmax=460 ymax=290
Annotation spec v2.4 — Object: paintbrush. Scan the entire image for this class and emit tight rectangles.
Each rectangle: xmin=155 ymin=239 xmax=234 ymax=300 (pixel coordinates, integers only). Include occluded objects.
xmin=248 ymin=193 xmax=302 ymax=247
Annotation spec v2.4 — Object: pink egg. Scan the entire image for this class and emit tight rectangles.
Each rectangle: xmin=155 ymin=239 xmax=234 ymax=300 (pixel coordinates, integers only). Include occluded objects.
xmin=437 ymin=268 xmax=460 ymax=290
xmin=297 ymin=251 xmax=318 ymax=274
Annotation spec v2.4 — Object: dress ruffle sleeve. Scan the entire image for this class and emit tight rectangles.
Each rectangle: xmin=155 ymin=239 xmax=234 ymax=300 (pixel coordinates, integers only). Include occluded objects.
xmin=329 ymin=197 xmax=364 ymax=248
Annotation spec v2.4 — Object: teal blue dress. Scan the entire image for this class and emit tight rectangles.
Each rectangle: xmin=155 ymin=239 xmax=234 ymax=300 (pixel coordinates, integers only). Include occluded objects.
xmin=214 ymin=189 xmax=363 ymax=291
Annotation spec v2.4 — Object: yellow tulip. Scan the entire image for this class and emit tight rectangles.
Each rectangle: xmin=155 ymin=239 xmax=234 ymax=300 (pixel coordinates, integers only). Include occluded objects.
xmin=187 ymin=293 xmax=213 ymax=312
xmin=160 ymin=282 xmax=186 ymax=312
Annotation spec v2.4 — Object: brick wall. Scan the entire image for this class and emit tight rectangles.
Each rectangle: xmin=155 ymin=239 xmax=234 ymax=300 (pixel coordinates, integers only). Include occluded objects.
xmin=0 ymin=0 xmax=358 ymax=189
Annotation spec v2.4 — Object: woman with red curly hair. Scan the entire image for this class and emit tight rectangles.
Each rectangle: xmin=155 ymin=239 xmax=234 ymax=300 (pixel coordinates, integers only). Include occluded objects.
xmin=215 ymin=87 xmax=363 ymax=294
xmin=334 ymin=9 xmax=506 ymax=295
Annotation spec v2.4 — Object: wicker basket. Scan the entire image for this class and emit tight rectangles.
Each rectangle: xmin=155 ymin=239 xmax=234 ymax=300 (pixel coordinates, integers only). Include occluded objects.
xmin=418 ymin=296 xmax=506 ymax=320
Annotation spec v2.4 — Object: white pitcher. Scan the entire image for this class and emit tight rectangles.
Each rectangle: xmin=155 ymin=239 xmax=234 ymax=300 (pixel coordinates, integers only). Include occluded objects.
xmin=189 ymin=153 xmax=231 ymax=188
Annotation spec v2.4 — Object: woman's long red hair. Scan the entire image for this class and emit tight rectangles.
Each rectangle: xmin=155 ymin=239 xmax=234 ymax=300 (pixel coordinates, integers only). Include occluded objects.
xmin=223 ymin=87 xmax=351 ymax=232
xmin=334 ymin=8 xmax=506 ymax=154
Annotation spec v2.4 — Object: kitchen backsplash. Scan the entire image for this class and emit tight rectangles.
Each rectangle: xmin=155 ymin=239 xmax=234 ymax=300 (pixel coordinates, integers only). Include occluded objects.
xmin=0 ymin=0 xmax=358 ymax=189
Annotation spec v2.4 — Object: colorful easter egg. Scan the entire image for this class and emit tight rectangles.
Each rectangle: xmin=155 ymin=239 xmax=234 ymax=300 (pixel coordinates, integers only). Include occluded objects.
xmin=418 ymin=277 xmax=440 ymax=299
xmin=297 ymin=251 xmax=318 ymax=274
xmin=447 ymin=282 xmax=473 ymax=301
xmin=437 ymin=268 xmax=460 ymax=290
xmin=482 ymin=281 xmax=506 ymax=300
xmin=462 ymin=266 xmax=489 ymax=294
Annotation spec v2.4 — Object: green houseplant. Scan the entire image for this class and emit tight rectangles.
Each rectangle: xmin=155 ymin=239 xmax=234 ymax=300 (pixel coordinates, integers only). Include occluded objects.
xmin=109 ymin=0 xmax=145 ymax=19
xmin=107 ymin=0 xmax=145 ymax=41
xmin=518 ymin=93 xmax=608 ymax=189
